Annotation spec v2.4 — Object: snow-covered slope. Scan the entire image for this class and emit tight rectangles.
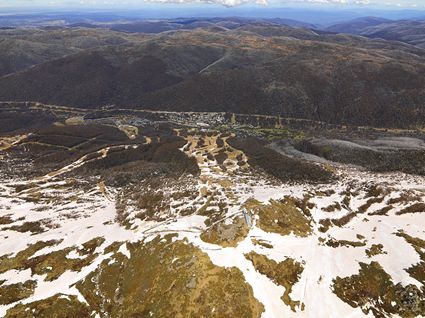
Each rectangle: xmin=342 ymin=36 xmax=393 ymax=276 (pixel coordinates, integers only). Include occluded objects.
xmin=0 ymin=120 xmax=424 ymax=318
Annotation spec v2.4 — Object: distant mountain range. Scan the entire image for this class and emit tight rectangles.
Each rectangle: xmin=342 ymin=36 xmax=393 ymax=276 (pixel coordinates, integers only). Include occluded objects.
xmin=1 ymin=10 xmax=425 ymax=318
xmin=50 ymin=16 xmax=425 ymax=50
xmin=0 ymin=17 xmax=424 ymax=129
xmin=326 ymin=17 xmax=425 ymax=48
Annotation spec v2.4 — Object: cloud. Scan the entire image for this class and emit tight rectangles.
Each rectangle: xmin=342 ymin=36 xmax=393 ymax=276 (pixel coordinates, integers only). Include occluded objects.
xmin=0 ymin=0 xmax=423 ymax=8
xmin=354 ymin=0 xmax=370 ymax=4
xmin=142 ymin=0 xmax=267 ymax=6
xmin=304 ymin=0 xmax=372 ymax=4
xmin=141 ymin=0 xmax=378 ymax=6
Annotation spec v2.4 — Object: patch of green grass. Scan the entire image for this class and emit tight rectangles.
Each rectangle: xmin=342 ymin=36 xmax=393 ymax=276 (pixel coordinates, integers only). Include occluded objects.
xmin=243 ymin=127 xmax=307 ymax=141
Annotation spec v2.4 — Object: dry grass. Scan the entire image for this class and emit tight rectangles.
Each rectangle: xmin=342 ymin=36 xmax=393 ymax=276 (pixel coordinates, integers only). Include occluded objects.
xmin=76 ymin=235 xmax=264 ymax=317
xmin=253 ymin=198 xmax=312 ymax=237
xmin=333 ymin=261 xmax=425 ymax=317
xmin=245 ymin=251 xmax=304 ymax=312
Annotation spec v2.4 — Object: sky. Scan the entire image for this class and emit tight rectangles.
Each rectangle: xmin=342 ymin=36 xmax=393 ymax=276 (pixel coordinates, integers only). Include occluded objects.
xmin=0 ymin=0 xmax=424 ymax=8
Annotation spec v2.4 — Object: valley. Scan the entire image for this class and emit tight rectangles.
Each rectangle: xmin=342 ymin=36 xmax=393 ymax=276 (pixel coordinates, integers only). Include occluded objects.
xmin=1 ymin=11 xmax=425 ymax=317
xmin=0 ymin=104 xmax=424 ymax=317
